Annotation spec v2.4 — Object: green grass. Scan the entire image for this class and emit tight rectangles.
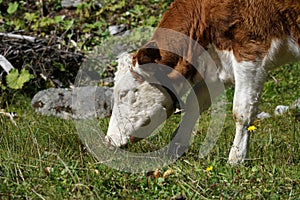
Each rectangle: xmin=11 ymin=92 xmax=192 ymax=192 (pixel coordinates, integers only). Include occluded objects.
xmin=0 ymin=63 xmax=299 ymax=199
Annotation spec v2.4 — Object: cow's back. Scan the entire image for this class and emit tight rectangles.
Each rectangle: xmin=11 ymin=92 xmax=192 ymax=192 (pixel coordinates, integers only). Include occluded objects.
xmin=155 ymin=0 xmax=300 ymax=63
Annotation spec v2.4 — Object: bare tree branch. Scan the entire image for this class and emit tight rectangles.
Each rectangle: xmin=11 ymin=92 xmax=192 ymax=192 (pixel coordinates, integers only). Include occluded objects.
xmin=0 ymin=110 xmax=17 ymax=126
xmin=0 ymin=33 xmax=36 ymax=43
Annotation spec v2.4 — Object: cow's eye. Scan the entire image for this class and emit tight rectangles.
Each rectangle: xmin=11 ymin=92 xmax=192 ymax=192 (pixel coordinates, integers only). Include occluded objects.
xmin=119 ymin=90 xmax=128 ymax=99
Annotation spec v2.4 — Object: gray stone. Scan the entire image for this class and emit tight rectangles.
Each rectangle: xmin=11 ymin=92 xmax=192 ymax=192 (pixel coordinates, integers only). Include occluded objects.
xmin=291 ymin=97 xmax=300 ymax=110
xmin=108 ymin=25 xmax=126 ymax=36
xmin=274 ymin=105 xmax=289 ymax=116
xmin=31 ymin=86 xmax=113 ymax=119
xmin=291 ymin=97 xmax=300 ymax=121
xmin=61 ymin=0 xmax=82 ymax=8
xmin=256 ymin=112 xmax=271 ymax=120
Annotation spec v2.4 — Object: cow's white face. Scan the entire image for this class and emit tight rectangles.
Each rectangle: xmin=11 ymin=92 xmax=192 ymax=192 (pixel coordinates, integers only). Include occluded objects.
xmin=105 ymin=53 xmax=174 ymax=147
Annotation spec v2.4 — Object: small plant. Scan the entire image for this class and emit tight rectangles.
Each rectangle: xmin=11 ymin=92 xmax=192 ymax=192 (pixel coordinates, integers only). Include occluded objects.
xmin=7 ymin=2 xmax=18 ymax=15
xmin=6 ymin=68 xmax=34 ymax=90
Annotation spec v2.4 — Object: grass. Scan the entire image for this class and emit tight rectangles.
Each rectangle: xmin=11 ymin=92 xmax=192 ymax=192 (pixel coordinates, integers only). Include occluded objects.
xmin=0 ymin=63 xmax=299 ymax=199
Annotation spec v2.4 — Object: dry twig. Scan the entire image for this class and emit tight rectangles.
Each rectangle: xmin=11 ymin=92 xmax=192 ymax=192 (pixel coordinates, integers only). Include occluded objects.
xmin=0 ymin=109 xmax=17 ymax=126
xmin=0 ymin=33 xmax=36 ymax=43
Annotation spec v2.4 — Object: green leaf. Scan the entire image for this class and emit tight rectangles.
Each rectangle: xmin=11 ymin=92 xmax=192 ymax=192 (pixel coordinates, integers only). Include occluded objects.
xmin=7 ymin=2 xmax=19 ymax=14
xmin=63 ymin=20 xmax=74 ymax=31
xmin=53 ymin=16 xmax=63 ymax=23
xmin=145 ymin=16 xmax=158 ymax=26
xmin=53 ymin=62 xmax=66 ymax=72
xmin=6 ymin=69 xmax=34 ymax=90
xmin=24 ymin=12 xmax=39 ymax=22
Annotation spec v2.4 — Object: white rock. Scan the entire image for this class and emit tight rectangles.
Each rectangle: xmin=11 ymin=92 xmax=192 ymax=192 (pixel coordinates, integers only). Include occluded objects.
xmin=61 ymin=0 xmax=82 ymax=8
xmin=274 ymin=105 xmax=289 ymax=115
xmin=291 ymin=97 xmax=300 ymax=110
xmin=108 ymin=25 xmax=126 ymax=35
xmin=256 ymin=112 xmax=271 ymax=119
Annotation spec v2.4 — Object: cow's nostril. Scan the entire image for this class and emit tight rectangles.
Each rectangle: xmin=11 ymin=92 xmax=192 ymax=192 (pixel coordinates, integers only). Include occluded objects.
xmin=130 ymin=135 xmax=135 ymax=142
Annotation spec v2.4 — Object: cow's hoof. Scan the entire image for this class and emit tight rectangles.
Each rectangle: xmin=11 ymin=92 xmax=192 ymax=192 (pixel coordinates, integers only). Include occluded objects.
xmin=228 ymin=150 xmax=246 ymax=165
xmin=228 ymin=144 xmax=248 ymax=164
xmin=228 ymin=158 xmax=243 ymax=165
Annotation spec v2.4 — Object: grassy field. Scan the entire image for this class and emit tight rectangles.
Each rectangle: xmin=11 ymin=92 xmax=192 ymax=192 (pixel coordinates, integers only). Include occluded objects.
xmin=0 ymin=63 xmax=299 ymax=199
xmin=1 ymin=0 xmax=299 ymax=198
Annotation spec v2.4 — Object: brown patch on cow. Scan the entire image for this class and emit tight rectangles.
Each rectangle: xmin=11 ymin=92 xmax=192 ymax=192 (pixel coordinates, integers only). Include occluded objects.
xmin=133 ymin=0 xmax=300 ymax=81
xmin=133 ymin=41 xmax=161 ymax=66
xmin=168 ymin=58 xmax=198 ymax=81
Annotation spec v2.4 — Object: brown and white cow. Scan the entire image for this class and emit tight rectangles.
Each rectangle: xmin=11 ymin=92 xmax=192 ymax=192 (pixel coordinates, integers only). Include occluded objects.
xmin=106 ymin=0 xmax=300 ymax=164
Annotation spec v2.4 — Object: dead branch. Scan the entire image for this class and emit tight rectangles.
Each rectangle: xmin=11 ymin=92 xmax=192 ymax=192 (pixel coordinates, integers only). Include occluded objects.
xmin=0 ymin=109 xmax=17 ymax=126
xmin=0 ymin=33 xmax=36 ymax=43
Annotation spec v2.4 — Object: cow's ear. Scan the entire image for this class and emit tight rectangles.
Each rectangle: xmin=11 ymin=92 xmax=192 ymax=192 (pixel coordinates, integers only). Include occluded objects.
xmin=133 ymin=41 xmax=161 ymax=66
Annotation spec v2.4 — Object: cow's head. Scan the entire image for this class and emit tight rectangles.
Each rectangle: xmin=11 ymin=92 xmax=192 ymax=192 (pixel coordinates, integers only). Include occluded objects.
xmin=105 ymin=47 xmax=182 ymax=147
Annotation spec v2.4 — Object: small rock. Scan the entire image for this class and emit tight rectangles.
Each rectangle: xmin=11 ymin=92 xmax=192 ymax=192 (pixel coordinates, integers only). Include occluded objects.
xmin=61 ymin=0 xmax=82 ymax=8
xmin=257 ymin=112 xmax=271 ymax=119
xmin=291 ymin=97 xmax=300 ymax=110
xmin=274 ymin=105 xmax=289 ymax=115
xmin=31 ymin=86 xmax=113 ymax=119
xmin=108 ymin=24 xmax=126 ymax=36
xmin=291 ymin=97 xmax=300 ymax=121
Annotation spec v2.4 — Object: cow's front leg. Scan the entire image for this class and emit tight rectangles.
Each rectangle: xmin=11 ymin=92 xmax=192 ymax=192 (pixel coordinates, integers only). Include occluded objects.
xmin=229 ymin=63 xmax=267 ymax=164
xmin=169 ymin=80 xmax=224 ymax=158
xmin=168 ymin=81 xmax=210 ymax=158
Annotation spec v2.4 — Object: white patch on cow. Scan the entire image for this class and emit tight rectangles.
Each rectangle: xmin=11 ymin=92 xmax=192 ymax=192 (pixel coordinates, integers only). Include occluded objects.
xmin=106 ymin=53 xmax=174 ymax=147
xmin=193 ymin=44 xmax=235 ymax=85
xmin=114 ymin=52 xmax=134 ymax=81
xmin=214 ymin=48 xmax=235 ymax=84
xmin=262 ymin=37 xmax=300 ymax=70
xmin=192 ymin=45 xmax=217 ymax=83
